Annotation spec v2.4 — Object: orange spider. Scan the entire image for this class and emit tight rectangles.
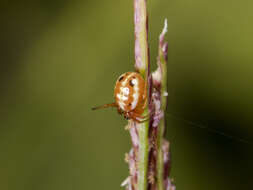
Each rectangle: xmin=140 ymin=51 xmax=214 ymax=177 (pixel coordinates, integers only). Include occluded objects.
xmin=92 ymin=72 xmax=148 ymax=123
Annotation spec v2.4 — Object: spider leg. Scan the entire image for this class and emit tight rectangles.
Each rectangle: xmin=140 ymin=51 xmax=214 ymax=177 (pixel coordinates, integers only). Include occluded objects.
xmin=92 ymin=103 xmax=117 ymax=110
xmin=132 ymin=116 xmax=149 ymax=123
xmin=129 ymin=112 xmax=149 ymax=123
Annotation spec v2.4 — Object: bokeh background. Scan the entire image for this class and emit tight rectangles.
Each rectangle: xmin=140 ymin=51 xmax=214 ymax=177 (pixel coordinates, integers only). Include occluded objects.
xmin=1 ymin=0 xmax=253 ymax=189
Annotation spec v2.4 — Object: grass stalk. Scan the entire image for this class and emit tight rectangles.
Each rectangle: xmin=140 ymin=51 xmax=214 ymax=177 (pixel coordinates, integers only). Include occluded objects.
xmin=156 ymin=19 xmax=168 ymax=190
xmin=134 ymin=0 xmax=150 ymax=190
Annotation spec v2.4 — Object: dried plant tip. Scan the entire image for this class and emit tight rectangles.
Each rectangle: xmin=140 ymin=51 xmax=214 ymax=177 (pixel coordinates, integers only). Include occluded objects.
xmin=125 ymin=153 xmax=130 ymax=163
xmin=121 ymin=177 xmax=130 ymax=187
xmin=159 ymin=19 xmax=168 ymax=43
xmin=153 ymin=18 xmax=169 ymax=88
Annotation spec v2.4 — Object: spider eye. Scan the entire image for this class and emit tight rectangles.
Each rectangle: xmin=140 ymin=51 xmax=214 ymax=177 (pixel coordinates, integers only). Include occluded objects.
xmin=119 ymin=76 xmax=124 ymax=82
xmin=129 ymin=80 xmax=134 ymax=87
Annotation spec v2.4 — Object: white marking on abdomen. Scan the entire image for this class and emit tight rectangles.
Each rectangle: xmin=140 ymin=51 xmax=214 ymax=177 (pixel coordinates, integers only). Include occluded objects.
xmin=131 ymin=79 xmax=139 ymax=110
xmin=121 ymin=87 xmax=129 ymax=95
xmin=117 ymin=93 xmax=128 ymax=101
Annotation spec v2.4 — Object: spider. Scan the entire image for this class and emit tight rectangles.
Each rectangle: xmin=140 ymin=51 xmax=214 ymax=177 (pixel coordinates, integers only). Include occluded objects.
xmin=92 ymin=72 xmax=148 ymax=123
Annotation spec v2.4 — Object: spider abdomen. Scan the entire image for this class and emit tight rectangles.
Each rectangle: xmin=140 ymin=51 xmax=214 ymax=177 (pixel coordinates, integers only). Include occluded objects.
xmin=114 ymin=72 xmax=145 ymax=112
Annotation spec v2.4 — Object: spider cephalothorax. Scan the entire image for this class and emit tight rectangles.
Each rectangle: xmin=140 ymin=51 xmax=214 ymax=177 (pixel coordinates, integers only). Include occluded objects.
xmin=92 ymin=72 xmax=147 ymax=122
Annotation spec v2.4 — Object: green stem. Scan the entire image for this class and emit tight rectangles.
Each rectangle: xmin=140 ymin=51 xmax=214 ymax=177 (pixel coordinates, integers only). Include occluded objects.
xmin=137 ymin=119 xmax=149 ymax=190
xmin=134 ymin=0 xmax=149 ymax=190
xmin=157 ymin=20 xmax=168 ymax=190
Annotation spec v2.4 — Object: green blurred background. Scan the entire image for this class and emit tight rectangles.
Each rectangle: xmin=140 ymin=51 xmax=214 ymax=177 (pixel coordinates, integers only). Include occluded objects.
xmin=0 ymin=0 xmax=252 ymax=189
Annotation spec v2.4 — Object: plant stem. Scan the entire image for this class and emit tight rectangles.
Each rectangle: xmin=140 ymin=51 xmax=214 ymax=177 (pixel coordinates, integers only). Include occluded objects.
xmin=134 ymin=0 xmax=149 ymax=77
xmin=134 ymin=0 xmax=150 ymax=190
xmin=137 ymin=121 xmax=149 ymax=190
xmin=156 ymin=20 xmax=168 ymax=190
